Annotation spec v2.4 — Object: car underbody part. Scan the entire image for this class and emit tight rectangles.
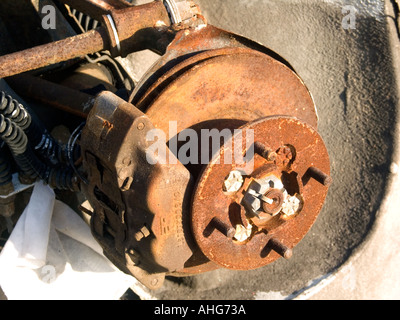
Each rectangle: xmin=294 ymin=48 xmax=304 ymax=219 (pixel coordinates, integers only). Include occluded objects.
xmin=0 ymin=0 xmax=332 ymax=290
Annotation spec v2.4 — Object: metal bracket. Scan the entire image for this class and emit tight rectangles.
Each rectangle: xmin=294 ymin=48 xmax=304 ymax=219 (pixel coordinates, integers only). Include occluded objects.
xmin=104 ymin=14 xmax=121 ymax=55
xmin=163 ymin=0 xmax=199 ymax=25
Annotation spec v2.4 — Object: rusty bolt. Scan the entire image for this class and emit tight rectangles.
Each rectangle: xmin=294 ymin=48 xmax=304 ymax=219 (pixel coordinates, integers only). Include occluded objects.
xmin=134 ymin=226 xmax=151 ymax=241
xmin=212 ymin=217 xmax=236 ymax=239
xmin=261 ymin=189 xmax=285 ymax=216
xmin=307 ymin=167 xmax=332 ymax=187
xmin=267 ymin=238 xmax=293 ymax=260
xmin=254 ymin=142 xmax=277 ymax=162
xmin=134 ymin=231 xmax=144 ymax=242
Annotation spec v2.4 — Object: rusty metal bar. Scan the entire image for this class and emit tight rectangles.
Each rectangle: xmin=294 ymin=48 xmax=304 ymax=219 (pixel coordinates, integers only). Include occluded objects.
xmin=267 ymin=238 xmax=293 ymax=260
xmin=0 ymin=28 xmax=108 ymax=79
xmin=108 ymin=1 xmax=172 ymax=56
xmin=6 ymin=74 xmax=94 ymax=118
xmin=0 ymin=1 xmax=172 ymax=79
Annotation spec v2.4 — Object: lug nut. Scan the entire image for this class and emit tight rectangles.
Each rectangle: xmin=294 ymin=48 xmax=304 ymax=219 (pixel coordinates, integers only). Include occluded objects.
xmin=134 ymin=226 xmax=151 ymax=241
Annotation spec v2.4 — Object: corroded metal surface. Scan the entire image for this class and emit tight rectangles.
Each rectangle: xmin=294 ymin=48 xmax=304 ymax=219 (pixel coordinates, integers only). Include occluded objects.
xmin=6 ymin=74 xmax=94 ymax=119
xmin=139 ymin=47 xmax=319 ymax=182
xmin=125 ymin=15 xmax=328 ymax=277
xmin=191 ymin=116 xmax=331 ymax=270
xmin=80 ymin=92 xmax=196 ymax=289
xmin=0 ymin=0 xmax=332 ymax=289
xmin=0 ymin=1 xmax=172 ymax=78
xmin=0 ymin=28 xmax=108 ymax=79
xmin=144 ymin=48 xmax=318 ymax=133
xmin=130 ymin=24 xmax=298 ymax=105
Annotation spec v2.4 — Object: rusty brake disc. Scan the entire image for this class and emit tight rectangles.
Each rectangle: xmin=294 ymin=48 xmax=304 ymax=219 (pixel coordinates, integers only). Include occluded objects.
xmin=142 ymin=47 xmax=319 ymax=132
xmin=132 ymin=44 xmax=329 ymax=274
xmin=191 ymin=116 xmax=331 ymax=270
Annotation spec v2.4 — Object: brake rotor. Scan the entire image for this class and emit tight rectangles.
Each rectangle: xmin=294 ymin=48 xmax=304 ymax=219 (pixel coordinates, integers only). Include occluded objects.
xmin=141 ymin=47 xmax=318 ymax=133
xmin=191 ymin=116 xmax=331 ymax=270
xmin=134 ymin=45 xmax=329 ymax=274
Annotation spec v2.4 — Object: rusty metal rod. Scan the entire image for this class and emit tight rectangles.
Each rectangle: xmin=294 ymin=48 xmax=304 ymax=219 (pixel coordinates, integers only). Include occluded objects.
xmin=212 ymin=217 xmax=236 ymax=239
xmin=0 ymin=28 xmax=108 ymax=79
xmin=267 ymin=238 xmax=293 ymax=260
xmin=0 ymin=1 xmax=171 ymax=79
xmin=254 ymin=141 xmax=277 ymax=162
xmin=306 ymin=166 xmax=333 ymax=187
xmin=6 ymin=74 xmax=94 ymax=119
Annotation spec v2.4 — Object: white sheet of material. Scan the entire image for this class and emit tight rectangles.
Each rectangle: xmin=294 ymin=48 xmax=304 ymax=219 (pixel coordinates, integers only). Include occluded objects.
xmin=0 ymin=182 xmax=136 ymax=300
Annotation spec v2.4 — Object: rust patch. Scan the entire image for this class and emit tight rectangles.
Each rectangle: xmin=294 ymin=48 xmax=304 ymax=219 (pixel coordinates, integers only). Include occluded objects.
xmin=190 ymin=116 xmax=331 ymax=270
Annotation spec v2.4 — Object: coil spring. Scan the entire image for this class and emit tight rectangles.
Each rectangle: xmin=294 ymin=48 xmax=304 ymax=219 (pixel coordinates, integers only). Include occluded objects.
xmin=35 ymin=132 xmax=68 ymax=166
xmin=65 ymin=7 xmax=132 ymax=92
xmin=0 ymin=114 xmax=40 ymax=181
xmin=48 ymin=167 xmax=76 ymax=191
xmin=13 ymin=150 xmax=44 ymax=181
xmin=14 ymin=151 xmax=75 ymax=190
xmin=0 ymin=144 xmax=12 ymax=187
xmin=0 ymin=114 xmax=28 ymax=156
xmin=0 ymin=91 xmax=67 ymax=166
xmin=71 ymin=8 xmax=99 ymax=32
xmin=12 ymin=144 xmax=76 ymax=191
xmin=0 ymin=114 xmax=76 ymax=191
xmin=0 ymin=92 xmax=31 ymax=130
xmin=0 ymin=92 xmax=78 ymax=190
